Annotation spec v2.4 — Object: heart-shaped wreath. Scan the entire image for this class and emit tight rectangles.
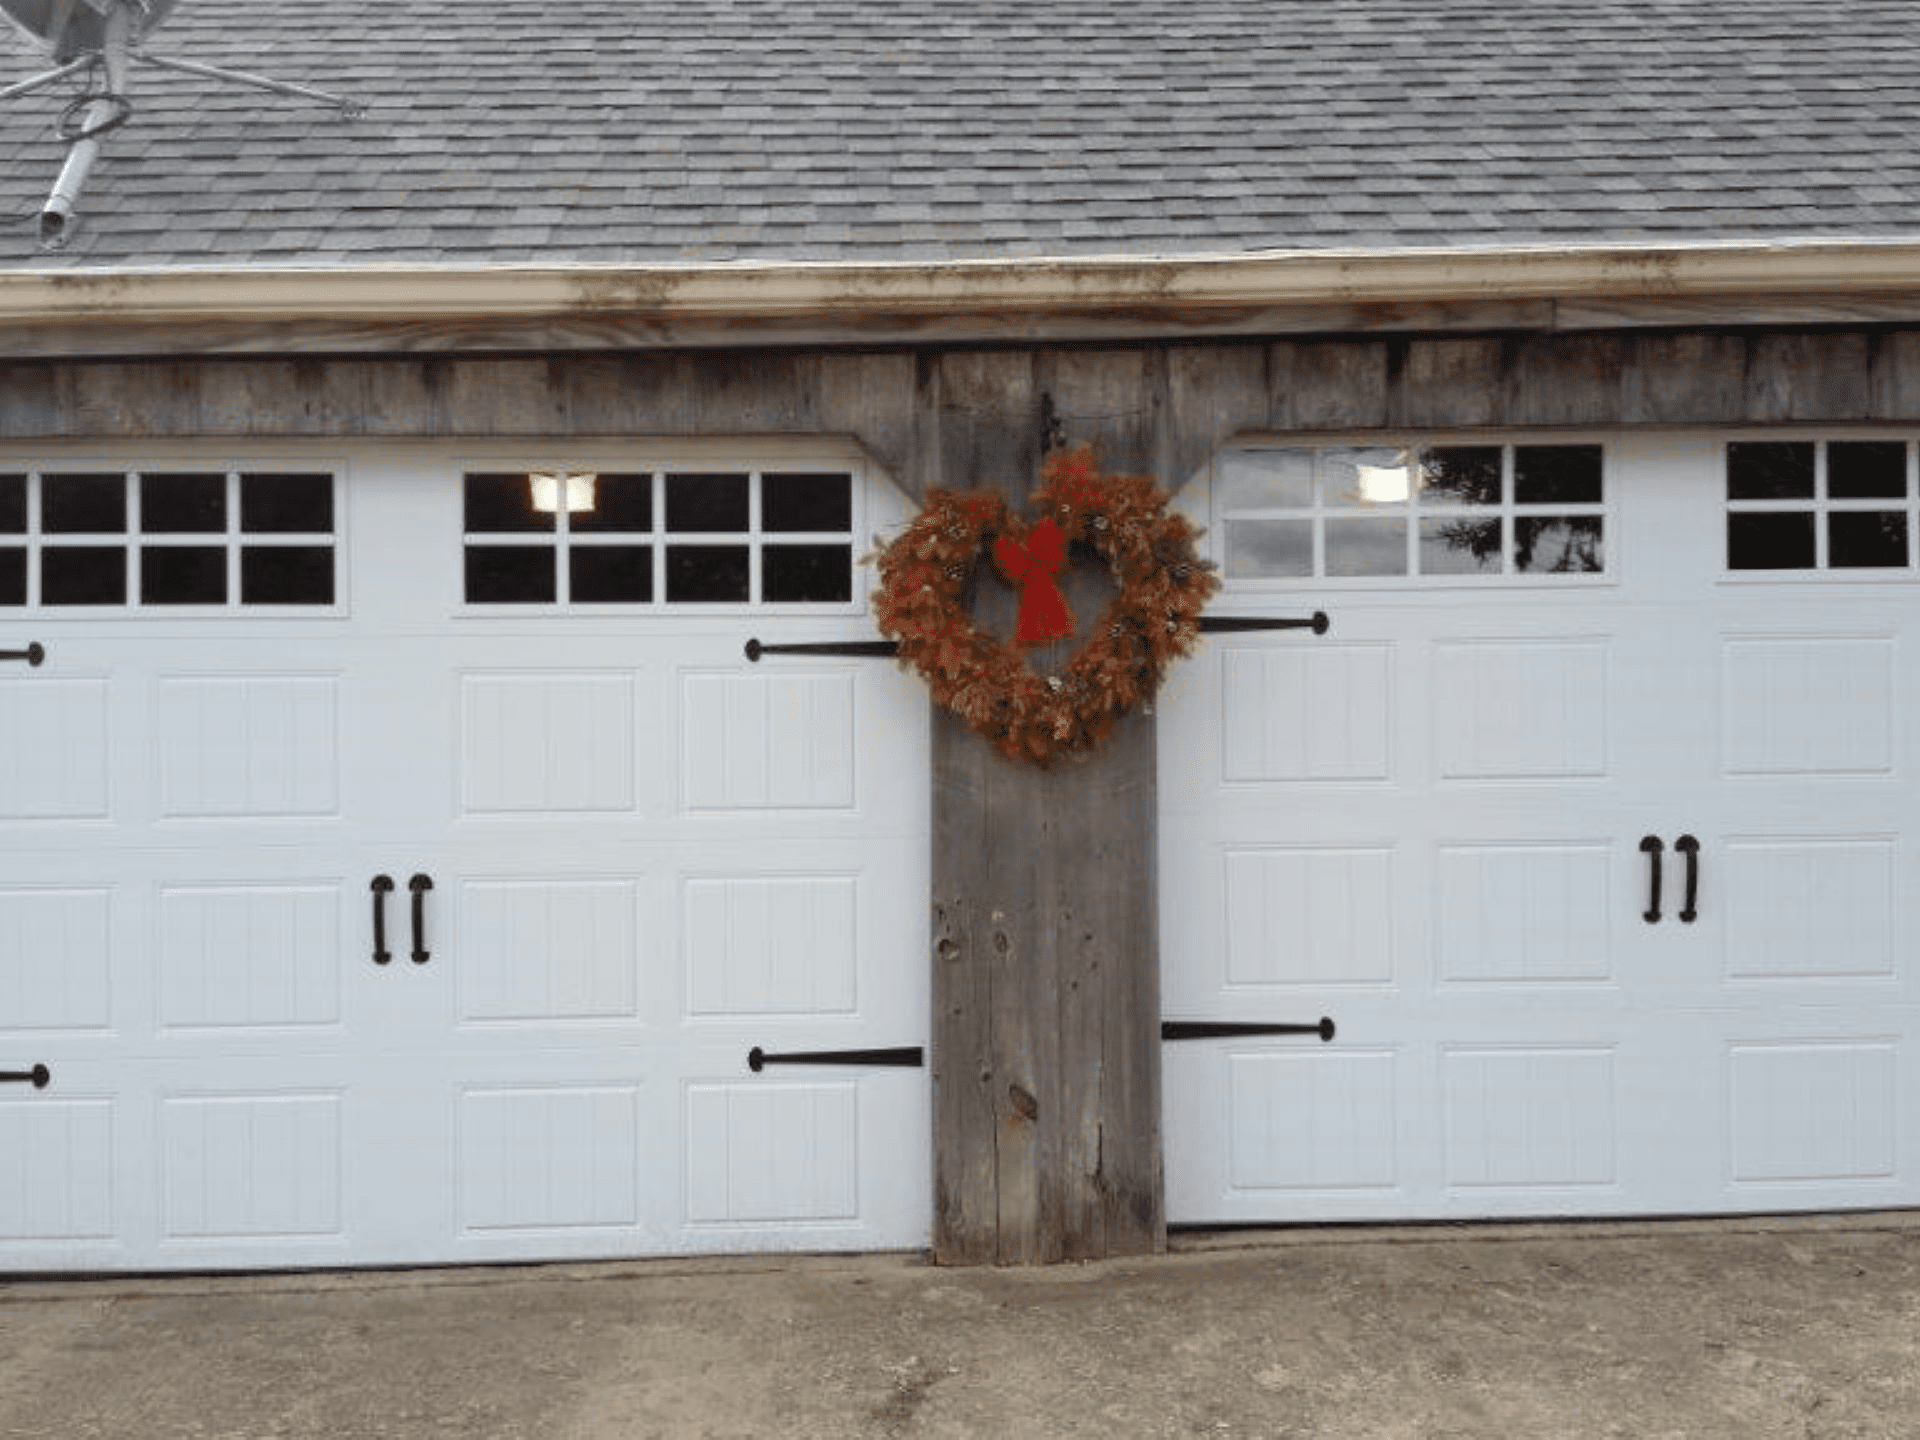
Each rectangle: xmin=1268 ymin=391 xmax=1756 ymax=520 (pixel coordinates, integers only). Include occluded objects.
xmin=872 ymin=444 xmax=1220 ymax=765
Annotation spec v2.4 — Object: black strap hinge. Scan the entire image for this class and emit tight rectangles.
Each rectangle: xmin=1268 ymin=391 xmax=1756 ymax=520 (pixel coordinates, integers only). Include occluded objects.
xmin=1161 ymin=1018 xmax=1334 ymax=1043
xmin=0 ymin=1064 xmax=50 ymax=1088
xmin=745 ymin=638 xmax=902 ymax=662
xmin=1197 ymin=612 xmax=1328 ymax=635
xmin=748 ymin=1045 xmax=924 ymax=1071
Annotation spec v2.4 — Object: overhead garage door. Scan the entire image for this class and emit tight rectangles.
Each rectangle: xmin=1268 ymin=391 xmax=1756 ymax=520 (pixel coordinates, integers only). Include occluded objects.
xmin=1163 ymin=431 xmax=1920 ymax=1223
xmin=0 ymin=448 xmax=929 ymax=1273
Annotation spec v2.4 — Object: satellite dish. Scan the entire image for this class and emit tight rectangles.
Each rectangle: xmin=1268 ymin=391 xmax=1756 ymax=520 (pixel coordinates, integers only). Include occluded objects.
xmin=0 ymin=0 xmax=356 ymax=245
xmin=1 ymin=0 xmax=179 ymax=62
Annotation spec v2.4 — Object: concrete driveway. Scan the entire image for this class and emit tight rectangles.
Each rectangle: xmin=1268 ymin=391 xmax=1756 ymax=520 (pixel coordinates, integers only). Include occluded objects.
xmin=4 ymin=1213 xmax=1919 ymax=1439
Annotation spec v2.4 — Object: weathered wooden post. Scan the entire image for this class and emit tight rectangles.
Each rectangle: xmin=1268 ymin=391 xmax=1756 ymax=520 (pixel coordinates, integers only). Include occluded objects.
xmin=919 ymin=352 xmax=1168 ymax=1263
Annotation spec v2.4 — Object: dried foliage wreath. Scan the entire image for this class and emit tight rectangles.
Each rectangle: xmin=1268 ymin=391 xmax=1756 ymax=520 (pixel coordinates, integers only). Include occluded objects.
xmin=872 ymin=444 xmax=1220 ymax=765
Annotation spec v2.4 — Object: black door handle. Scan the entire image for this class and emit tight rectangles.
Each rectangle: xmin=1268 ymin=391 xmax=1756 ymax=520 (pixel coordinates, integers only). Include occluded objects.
xmin=370 ymin=875 xmax=394 ymax=964
xmin=1675 ymin=835 xmax=1700 ymax=923
xmin=408 ymin=874 xmax=433 ymax=964
xmin=0 ymin=1064 xmax=49 ymax=1088
xmin=1639 ymin=836 xmax=1664 ymax=923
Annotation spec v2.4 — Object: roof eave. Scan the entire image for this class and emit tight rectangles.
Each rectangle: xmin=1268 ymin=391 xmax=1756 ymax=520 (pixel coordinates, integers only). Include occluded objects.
xmin=4 ymin=239 xmax=1920 ymax=357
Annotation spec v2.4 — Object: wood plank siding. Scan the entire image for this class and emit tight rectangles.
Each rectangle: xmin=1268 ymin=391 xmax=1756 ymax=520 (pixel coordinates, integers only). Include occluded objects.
xmin=10 ymin=330 xmax=1920 ymax=476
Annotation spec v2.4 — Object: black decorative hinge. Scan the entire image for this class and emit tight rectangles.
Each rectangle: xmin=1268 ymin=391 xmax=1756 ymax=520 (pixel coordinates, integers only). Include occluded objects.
xmin=0 ymin=642 xmax=44 ymax=666
xmin=0 ymin=1064 xmax=50 ymax=1088
xmin=748 ymin=1045 xmax=924 ymax=1071
xmin=1198 ymin=612 xmax=1329 ymax=635
xmin=1162 ymin=1018 xmax=1335 ymax=1042
xmin=745 ymin=612 xmax=1326 ymax=662
xmin=745 ymin=638 xmax=902 ymax=662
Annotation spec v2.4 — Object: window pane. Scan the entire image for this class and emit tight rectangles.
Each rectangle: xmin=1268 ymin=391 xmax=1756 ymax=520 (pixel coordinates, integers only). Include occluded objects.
xmin=42 ymin=473 xmax=125 ymax=534
xmin=1325 ymin=517 xmax=1407 ymax=576
xmin=1218 ymin=451 xmax=1313 ymax=508
xmin=0 ymin=548 xmax=24 ymax=604
xmin=763 ymin=473 xmax=852 ymax=533
xmin=1321 ymin=448 xmax=1409 ymax=507
xmin=764 ymin=544 xmax=852 ymax=602
xmin=666 ymin=473 xmax=749 ymax=532
xmin=242 ymin=473 xmax=334 ymax=534
xmin=569 ymin=545 xmax=653 ymax=602
xmin=1828 ymin=442 xmax=1908 ymax=500
xmin=568 ymin=474 xmax=652 ymax=534
xmin=1728 ymin=442 xmax=1814 ymax=500
xmin=464 ymin=473 xmax=553 ymax=534
xmin=1224 ymin=519 xmax=1311 ymax=578
xmin=141 ymin=473 xmax=225 ymax=534
xmin=665 ymin=545 xmax=749 ymax=601
xmin=243 ymin=546 xmax=334 ymax=605
xmin=141 ymin=547 xmax=226 ymax=604
xmin=1515 ymin=516 xmax=1604 ymax=574
xmin=465 ymin=546 xmax=555 ymax=602
xmin=1419 ymin=448 xmax=1501 ymax=507
xmin=1728 ymin=511 xmax=1815 ymax=569
xmin=1515 ymin=446 xmax=1603 ymax=505
xmin=0 ymin=476 xmax=25 ymax=533
xmin=41 ymin=546 xmax=125 ymax=604
xmin=1419 ymin=516 xmax=1502 ymax=574
xmin=1829 ymin=511 xmax=1908 ymax=568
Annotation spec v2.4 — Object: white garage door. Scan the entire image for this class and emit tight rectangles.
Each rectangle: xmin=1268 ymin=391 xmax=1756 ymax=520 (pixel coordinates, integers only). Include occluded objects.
xmin=0 ymin=448 xmax=929 ymax=1272
xmin=1164 ymin=431 xmax=1920 ymax=1223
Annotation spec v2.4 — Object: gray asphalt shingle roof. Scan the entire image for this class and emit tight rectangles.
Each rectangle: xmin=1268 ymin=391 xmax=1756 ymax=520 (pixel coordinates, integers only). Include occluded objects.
xmin=2 ymin=0 xmax=1918 ymax=268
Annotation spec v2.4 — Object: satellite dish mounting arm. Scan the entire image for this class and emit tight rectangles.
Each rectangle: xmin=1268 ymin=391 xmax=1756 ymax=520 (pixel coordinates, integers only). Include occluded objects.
xmin=0 ymin=54 xmax=92 ymax=103
xmin=133 ymin=50 xmax=361 ymax=115
xmin=37 ymin=0 xmax=129 ymax=244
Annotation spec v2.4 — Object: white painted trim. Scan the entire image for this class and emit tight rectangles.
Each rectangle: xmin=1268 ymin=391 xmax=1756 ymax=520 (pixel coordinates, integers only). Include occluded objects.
xmin=7 ymin=240 xmax=1920 ymax=328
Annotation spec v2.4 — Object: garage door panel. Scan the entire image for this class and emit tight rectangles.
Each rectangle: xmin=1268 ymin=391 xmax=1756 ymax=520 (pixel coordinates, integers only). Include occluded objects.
xmin=0 ymin=676 xmax=108 ymax=819
xmin=157 ymin=881 xmax=343 ymax=1031
xmin=683 ymin=872 xmax=858 ymax=1017
xmin=155 ymin=674 xmax=340 ymax=818
xmin=684 ymin=1079 xmax=860 ymax=1224
xmin=456 ymin=1083 xmax=645 ymax=1233
xmin=458 ymin=670 xmax=638 ymax=815
xmin=1434 ymin=843 xmax=1616 ymax=986
xmin=1219 ymin=643 xmax=1394 ymax=783
xmin=158 ymin=1089 xmax=344 ymax=1241
xmin=1433 ymin=637 xmax=1610 ymax=780
xmin=1727 ymin=1039 xmax=1899 ymax=1187
xmin=1721 ymin=635 xmax=1895 ymax=776
xmin=680 ymin=668 xmax=856 ymax=812
xmin=0 ymin=886 xmax=112 ymax=1031
xmin=0 ymin=1093 xmax=114 ymax=1243
xmin=1221 ymin=845 xmax=1397 ymax=988
xmin=1722 ymin=837 xmax=1897 ymax=982
xmin=1441 ymin=1046 xmax=1618 ymax=1191
xmin=454 ymin=876 xmax=643 ymax=1025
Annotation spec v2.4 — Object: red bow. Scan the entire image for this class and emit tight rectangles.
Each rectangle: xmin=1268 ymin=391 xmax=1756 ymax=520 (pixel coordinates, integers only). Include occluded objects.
xmin=993 ymin=517 xmax=1076 ymax=647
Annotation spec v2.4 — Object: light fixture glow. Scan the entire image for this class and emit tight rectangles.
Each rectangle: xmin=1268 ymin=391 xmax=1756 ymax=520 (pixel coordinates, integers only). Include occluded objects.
xmin=529 ymin=470 xmax=597 ymax=513
xmin=1356 ymin=464 xmax=1411 ymax=504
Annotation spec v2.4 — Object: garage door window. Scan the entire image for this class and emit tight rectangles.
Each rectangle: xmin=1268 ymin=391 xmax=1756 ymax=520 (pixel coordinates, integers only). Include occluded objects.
xmin=1217 ymin=443 xmax=1606 ymax=583
xmin=463 ymin=469 xmax=855 ymax=607
xmin=0 ymin=470 xmax=337 ymax=608
xmin=1727 ymin=440 xmax=1914 ymax=571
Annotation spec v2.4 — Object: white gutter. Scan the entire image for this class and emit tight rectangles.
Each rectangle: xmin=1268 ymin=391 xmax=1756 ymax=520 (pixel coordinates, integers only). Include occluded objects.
xmin=3 ymin=239 xmax=1920 ymax=350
